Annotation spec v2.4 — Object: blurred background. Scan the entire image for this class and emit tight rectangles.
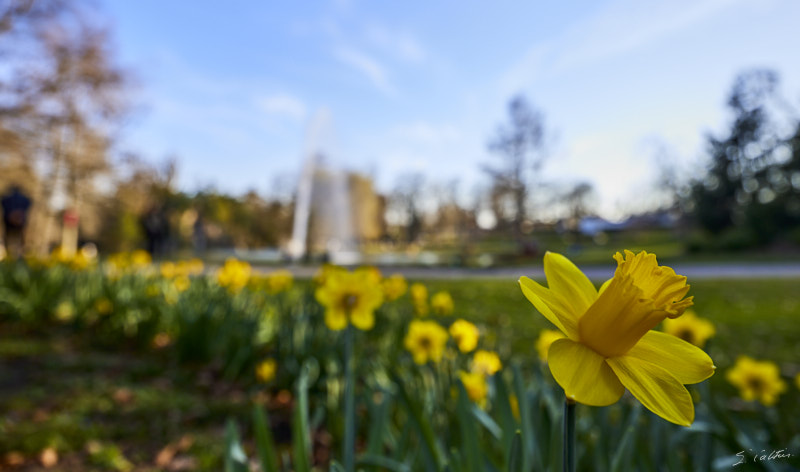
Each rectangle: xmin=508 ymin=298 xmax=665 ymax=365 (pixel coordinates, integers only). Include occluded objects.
xmin=2 ymin=0 xmax=800 ymax=266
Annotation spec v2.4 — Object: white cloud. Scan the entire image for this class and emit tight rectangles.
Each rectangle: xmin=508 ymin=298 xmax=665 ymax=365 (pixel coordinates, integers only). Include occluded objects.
xmin=364 ymin=23 xmax=426 ymax=63
xmin=500 ymin=0 xmax=744 ymax=94
xmin=334 ymin=46 xmax=395 ymax=95
xmin=257 ymin=94 xmax=307 ymax=121
xmin=390 ymin=121 xmax=460 ymax=145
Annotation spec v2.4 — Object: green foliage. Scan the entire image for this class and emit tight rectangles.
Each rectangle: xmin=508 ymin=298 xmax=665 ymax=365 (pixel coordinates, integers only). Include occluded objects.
xmin=1 ymin=260 xmax=799 ymax=470
xmin=688 ymin=69 xmax=800 ymax=247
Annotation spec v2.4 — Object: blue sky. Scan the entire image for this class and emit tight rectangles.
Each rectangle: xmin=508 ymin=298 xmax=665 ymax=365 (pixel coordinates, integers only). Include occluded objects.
xmin=100 ymin=0 xmax=800 ymax=220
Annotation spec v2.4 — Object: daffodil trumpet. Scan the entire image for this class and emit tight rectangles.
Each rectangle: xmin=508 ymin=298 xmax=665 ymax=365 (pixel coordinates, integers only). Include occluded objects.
xmin=519 ymin=251 xmax=715 ymax=427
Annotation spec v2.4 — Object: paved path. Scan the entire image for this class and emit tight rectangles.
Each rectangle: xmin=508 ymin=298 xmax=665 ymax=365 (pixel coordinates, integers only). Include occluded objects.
xmin=268 ymin=262 xmax=800 ymax=280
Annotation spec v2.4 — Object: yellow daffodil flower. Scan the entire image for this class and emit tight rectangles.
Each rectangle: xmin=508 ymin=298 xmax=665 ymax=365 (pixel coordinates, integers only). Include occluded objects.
xmin=410 ymin=283 xmax=429 ymax=316
xmin=472 ymin=350 xmax=502 ymax=376
xmin=535 ymin=329 xmax=565 ymax=362
xmin=662 ymin=310 xmax=715 ymax=348
xmin=173 ymin=275 xmax=191 ymax=292
xmin=54 ymin=301 xmax=75 ymax=322
xmin=431 ymin=291 xmax=454 ymax=315
xmin=726 ymin=356 xmax=787 ymax=406
xmin=217 ymin=258 xmax=251 ymax=293
xmin=382 ymin=274 xmax=408 ymax=301
xmin=355 ymin=265 xmax=382 ymax=284
xmin=313 ymin=263 xmax=345 ymax=286
xmin=256 ymin=359 xmax=277 ymax=383
xmin=459 ymin=370 xmax=488 ymax=406
xmin=266 ymin=269 xmax=293 ymax=294
xmin=94 ymin=298 xmax=113 ymax=315
xmin=130 ymin=249 xmax=152 ymax=268
xmin=160 ymin=262 xmax=176 ymax=279
xmin=449 ymin=319 xmax=480 ymax=353
xmin=315 ymin=268 xmax=384 ymax=331
xmin=404 ymin=320 xmax=448 ymax=364
xmin=519 ymin=250 xmax=715 ymax=426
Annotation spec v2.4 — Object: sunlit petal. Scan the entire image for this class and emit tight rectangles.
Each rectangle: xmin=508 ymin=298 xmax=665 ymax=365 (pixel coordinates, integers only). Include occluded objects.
xmin=543 ymin=252 xmax=597 ymax=314
xmin=627 ymin=331 xmax=715 ymax=384
xmin=519 ymin=277 xmax=578 ymax=339
xmin=548 ymin=339 xmax=624 ymax=406
xmin=325 ymin=309 xmax=348 ymax=331
xmin=607 ymin=356 xmax=694 ymax=426
xmin=350 ymin=309 xmax=374 ymax=330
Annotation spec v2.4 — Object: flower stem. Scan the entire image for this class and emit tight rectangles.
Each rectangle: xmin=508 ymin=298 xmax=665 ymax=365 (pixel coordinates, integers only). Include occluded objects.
xmin=563 ymin=398 xmax=576 ymax=472
xmin=343 ymin=326 xmax=355 ymax=472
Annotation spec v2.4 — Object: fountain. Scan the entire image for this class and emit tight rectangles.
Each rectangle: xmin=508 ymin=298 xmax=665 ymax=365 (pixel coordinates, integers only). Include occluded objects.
xmin=287 ymin=110 xmax=361 ymax=265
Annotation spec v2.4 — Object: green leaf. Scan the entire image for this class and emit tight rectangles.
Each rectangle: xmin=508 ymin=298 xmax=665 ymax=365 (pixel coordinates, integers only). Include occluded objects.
xmin=252 ymin=403 xmax=280 ymax=472
xmin=358 ymin=453 xmax=412 ymax=472
xmin=366 ymin=390 xmax=394 ymax=455
xmin=610 ymin=403 xmax=640 ymax=472
xmin=512 ymin=364 xmax=542 ymax=472
xmin=456 ymin=382 xmax=482 ymax=472
xmin=292 ymin=360 xmax=315 ymax=472
xmin=508 ymin=430 xmax=524 ymax=472
xmin=391 ymin=369 xmax=445 ymax=472
xmin=224 ymin=419 xmax=249 ymax=472
xmin=329 ymin=460 xmax=346 ymax=472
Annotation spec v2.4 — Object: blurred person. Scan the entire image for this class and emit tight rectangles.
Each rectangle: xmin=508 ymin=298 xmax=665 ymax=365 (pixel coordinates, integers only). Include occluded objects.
xmin=1 ymin=185 xmax=32 ymax=258
xmin=193 ymin=211 xmax=206 ymax=253
xmin=141 ymin=204 xmax=170 ymax=258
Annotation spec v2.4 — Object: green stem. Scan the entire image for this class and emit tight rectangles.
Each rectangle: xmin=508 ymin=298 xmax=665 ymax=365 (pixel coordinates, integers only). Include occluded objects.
xmin=563 ymin=398 xmax=576 ymax=472
xmin=343 ymin=326 xmax=355 ymax=472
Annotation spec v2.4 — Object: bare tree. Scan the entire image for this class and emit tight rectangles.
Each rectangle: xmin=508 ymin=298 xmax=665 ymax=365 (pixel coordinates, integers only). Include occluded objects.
xmin=0 ymin=1 xmax=130 ymax=254
xmin=485 ymin=94 xmax=549 ymax=238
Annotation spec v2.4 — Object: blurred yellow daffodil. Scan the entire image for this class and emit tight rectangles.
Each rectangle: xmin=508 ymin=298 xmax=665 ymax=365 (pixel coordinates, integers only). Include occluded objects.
xmin=173 ymin=275 xmax=191 ymax=292
xmin=410 ymin=283 xmax=429 ymax=316
xmin=217 ymin=258 xmax=251 ymax=293
xmin=266 ymin=269 xmax=293 ymax=294
xmin=382 ymin=274 xmax=408 ymax=301
xmin=459 ymin=370 xmax=488 ymax=406
xmin=662 ymin=310 xmax=715 ymax=348
xmin=449 ymin=319 xmax=480 ymax=353
xmin=519 ymin=250 xmax=715 ymax=426
xmin=315 ymin=268 xmax=383 ymax=331
xmin=256 ymin=359 xmax=277 ymax=383
xmin=430 ymin=291 xmax=454 ymax=315
xmin=726 ymin=356 xmax=786 ymax=406
xmin=404 ymin=320 xmax=448 ymax=364
xmin=94 ymin=298 xmax=113 ymax=315
xmin=472 ymin=350 xmax=502 ymax=376
xmin=535 ymin=329 xmax=565 ymax=362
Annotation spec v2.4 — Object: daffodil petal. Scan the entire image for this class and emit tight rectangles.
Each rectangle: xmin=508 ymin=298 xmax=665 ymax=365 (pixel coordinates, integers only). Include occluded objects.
xmin=548 ymin=338 xmax=624 ymax=406
xmin=519 ymin=277 xmax=578 ymax=339
xmin=626 ymin=331 xmax=715 ymax=384
xmin=607 ymin=355 xmax=694 ymax=427
xmin=598 ymin=278 xmax=613 ymax=295
xmin=350 ymin=309 xmax=375 ymax=330
xmin=543 ymin=252 xmax=597 ymax=314
xmin=325 ymin=309 xmax=347 ymax=331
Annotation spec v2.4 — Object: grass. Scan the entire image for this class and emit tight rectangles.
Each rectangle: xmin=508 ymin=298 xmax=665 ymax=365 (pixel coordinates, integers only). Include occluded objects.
xmin=1 ymin=276 xmax=798 ymax=470
xmin=0 ymin=324 xmax=250 ymax=471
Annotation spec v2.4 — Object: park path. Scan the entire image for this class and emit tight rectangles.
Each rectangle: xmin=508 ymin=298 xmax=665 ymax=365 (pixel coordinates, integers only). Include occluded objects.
xmin=263 ymin=262 xmax=800 ymax=280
